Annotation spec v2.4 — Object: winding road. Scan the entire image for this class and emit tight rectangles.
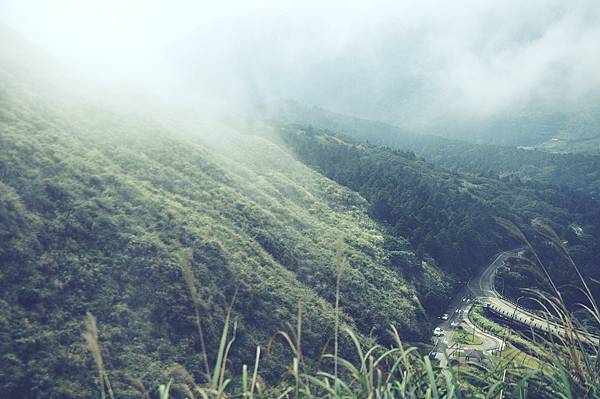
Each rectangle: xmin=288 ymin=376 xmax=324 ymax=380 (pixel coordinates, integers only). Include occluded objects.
xmin=432 ymin=252 xmax=508 ymax=367
xmin=432 ymin=249 xmax=599 ymax=367
xmin=474 ymin=251 xmax=599 ymax=347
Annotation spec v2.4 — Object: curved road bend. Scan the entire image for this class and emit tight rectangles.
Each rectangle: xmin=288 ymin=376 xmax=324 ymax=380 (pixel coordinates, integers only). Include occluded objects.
xmin=433 ymin=249 xmax=599 ymax=367
xmin=432 ymin=252 xmax=509 ymax=366
xmin=472 ymin=250 xmax=599 ymax=346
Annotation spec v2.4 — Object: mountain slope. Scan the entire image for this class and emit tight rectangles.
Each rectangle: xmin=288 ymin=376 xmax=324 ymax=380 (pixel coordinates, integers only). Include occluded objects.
xmin=0 ymin=59 xmax=438 ymax=398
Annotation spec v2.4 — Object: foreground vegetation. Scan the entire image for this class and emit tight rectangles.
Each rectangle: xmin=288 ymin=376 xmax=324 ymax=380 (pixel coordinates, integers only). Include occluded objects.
xmin=86 ymin=229 xmax=599 ymax=398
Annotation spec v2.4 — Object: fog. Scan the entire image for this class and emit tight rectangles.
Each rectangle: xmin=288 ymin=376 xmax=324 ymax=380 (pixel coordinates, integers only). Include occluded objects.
xmin=2 ymin=0 xmax=600 ymax=136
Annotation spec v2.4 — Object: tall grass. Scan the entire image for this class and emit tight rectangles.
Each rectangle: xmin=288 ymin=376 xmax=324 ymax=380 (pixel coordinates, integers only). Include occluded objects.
xmin=82 ymin=226 xmax=598 ymax=398
xmin=180 ymin=248 xmax=211 ymax=381
xmin=333 ymin=238 xmax=345 ymax=395
xmin=495 ymin=217 xmax=600 ymax=398
xmin=82 ymin=312 xmax=114 ymax=399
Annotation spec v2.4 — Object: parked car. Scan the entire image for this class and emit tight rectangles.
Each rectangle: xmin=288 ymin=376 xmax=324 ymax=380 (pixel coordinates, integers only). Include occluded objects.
xmin=434 ymin=327 xmax=444 ymax=336
xmin=428 ymin=351 xmax=438 ymax=359
xmin=441 ymin=313 xmax=449 ymax=320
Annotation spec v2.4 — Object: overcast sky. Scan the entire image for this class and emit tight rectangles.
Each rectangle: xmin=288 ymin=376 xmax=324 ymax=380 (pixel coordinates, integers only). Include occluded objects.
xmin=2 ymin=0 xmax=600 ymax=129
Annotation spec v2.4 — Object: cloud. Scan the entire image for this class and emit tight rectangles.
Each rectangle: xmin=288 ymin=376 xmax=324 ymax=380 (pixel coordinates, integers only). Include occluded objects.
xmin=2 ymin=0 xmax=600 ymax=128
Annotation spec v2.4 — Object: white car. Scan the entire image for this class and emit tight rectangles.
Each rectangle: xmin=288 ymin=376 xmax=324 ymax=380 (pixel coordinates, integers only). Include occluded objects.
xmin=433 ymin=327 xmax=444 ymax=336
xmin=441 ymin=313 xmax=449 ymax=320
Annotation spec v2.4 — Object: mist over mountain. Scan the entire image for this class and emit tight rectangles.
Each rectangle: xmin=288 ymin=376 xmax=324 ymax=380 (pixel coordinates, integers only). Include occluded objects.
xmin=1 ymin=2 xmax=600 ymax=398
xmin=3 ymin=0 xmax=600 ymax=147
xmin=0 ymin=27 xmax=437 ymax=397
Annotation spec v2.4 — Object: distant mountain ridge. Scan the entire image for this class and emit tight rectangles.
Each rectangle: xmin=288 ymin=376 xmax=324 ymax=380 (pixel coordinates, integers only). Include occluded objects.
xmin=264 ymin=96 xmax=600 ymax=152
xmin=263 ymin=100 xmax=600 ymax=196
xmin=439 ymin=96 xmax=600 ymax=150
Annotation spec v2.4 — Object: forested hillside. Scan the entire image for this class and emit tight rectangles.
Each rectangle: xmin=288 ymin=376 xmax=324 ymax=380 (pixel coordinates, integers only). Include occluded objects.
xmin=276 ymin=125 xmax=600 ymax=290
xmin=0 ymin=60 xmax=450 ymax=397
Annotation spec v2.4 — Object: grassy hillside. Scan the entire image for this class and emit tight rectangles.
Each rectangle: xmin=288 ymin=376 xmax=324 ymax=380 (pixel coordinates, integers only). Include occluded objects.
xmin=0 ymin=61 xmax=441 ymax=397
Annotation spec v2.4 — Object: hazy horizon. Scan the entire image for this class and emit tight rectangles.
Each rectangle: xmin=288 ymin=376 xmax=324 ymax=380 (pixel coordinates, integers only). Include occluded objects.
xmin=2 ymin=0 xmax=600 ymax=141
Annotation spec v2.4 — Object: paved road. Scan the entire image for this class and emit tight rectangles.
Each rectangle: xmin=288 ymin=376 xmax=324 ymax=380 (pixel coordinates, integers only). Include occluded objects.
xmin=471 ymin=250 xmax=599 ymax=346
xmin=468 ymin=251 xmax=512 ymax=299
xmin=432 ymin=300 xmax=504 ymax=367
xmin=432 ymin=248 xmax=598 ymax=367
xmin=432 ymin=253 xmax=508 ymax=366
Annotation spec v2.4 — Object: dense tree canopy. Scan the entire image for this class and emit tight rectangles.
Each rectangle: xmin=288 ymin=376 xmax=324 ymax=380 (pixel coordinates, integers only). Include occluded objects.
xmin=277 ymin=125 xmax=600 ymax=290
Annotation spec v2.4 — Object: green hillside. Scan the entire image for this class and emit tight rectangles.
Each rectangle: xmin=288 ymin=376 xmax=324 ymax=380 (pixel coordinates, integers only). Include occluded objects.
xmin=0 ymin=64 xmax=442 ymax=397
